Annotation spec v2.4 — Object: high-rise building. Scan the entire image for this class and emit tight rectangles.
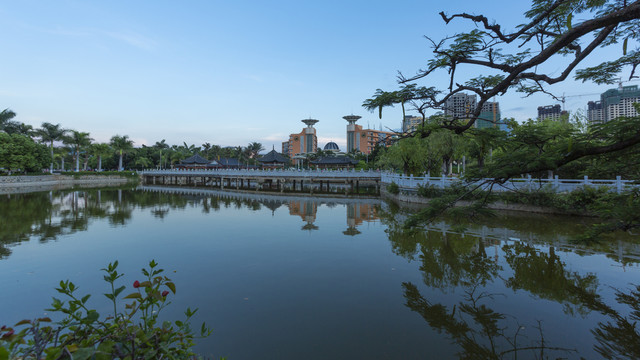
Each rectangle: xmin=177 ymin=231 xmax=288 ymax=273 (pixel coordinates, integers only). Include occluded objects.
xmin=600 ymin=85 xmax=640 ymax=122
xmin=587 ymin=101 xmax=604 ymax=124
xmin=403 ymin=115 xmax=422 ymax=133
xmin=476 ymin=102 xmax=505 ymax=130
xmin=444 ymin=93 xmax=477 ymax=119
xmin=283 ymin=119 xmax=319 ymax=160
xmin=344 ymin=115 xmax=396 ymax=155
xmin=537 ymin=104 xmax=568 ymax=121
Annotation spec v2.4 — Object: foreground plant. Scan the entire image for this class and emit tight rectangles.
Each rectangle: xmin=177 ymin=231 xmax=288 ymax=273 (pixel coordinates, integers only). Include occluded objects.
xmin=0 ymin=260 xmax=213 ymax=359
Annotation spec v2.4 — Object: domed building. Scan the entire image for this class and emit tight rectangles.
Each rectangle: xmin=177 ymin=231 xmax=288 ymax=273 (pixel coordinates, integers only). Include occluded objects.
xmin=323 ymin=141 xmax=340 ymax=152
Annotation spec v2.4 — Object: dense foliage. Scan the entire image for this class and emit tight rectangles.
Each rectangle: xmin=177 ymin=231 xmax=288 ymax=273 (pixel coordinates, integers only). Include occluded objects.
xmin=0 ymin=132 xmax=49 ymax=174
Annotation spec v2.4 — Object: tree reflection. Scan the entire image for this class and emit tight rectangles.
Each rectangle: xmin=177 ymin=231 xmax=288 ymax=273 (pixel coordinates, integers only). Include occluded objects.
xmin=403 ymin=281 xmax=576 ymax=359
xmin=592 ymin=285 xmax=640 ymax=359
xmin=502 ymin=242 xmax=601 ymax=317
xmin=381 ymin=207 xmax=640 ymax=358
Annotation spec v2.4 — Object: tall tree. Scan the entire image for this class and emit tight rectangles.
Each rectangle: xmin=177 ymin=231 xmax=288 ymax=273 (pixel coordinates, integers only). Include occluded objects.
xmin=89 ymin=143 xmax=112 ymax=172
xmin=36 ymin=122 xmax=66 ymax=173
xmin=154 ymin=140 xmax=170 ymax=168
xmin=365 ymin=0 xmax=640 ymax=179
xmin=0 ymin=108 xmax=17 ymax=131
xmin=246 ymin=142 xmax=265 ymax=159
xmin=110 ymin=135 xmax=134 ymax=171
xmin=63 ymin=130 xmax=92 ymax=172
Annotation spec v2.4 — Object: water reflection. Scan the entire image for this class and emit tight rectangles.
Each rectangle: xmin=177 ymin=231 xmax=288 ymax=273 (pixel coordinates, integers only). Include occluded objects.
xmin=2 ymin=188 xmax=640 ymax=358
xmin=379 ymin=205 xmax=640 ymax=359
xmin=0 ymin=187 xmax=381 ymax=258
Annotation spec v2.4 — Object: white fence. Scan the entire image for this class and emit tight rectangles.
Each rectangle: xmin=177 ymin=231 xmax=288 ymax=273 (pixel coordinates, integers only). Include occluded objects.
xmin=380 ymin=173 xmax=637 ymax=194
xmin=141 ymin=168 xmax=381 ymax=179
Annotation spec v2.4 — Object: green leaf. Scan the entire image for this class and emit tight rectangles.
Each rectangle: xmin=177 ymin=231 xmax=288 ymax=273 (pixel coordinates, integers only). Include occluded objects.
xmin=114 ymin=285 xmax=126 ymax=298
xmin=15 ymin=319 xmax=31 ymax=326
xmin=85 ymin=310 xmax=99 ymax=323
xmin=81 ymin=294 xmax=91 ymax=304
xmin=165 ymin=282 xmax=176 ymax=294
xmin=566 ymin=13 xmax=572 ymax=30
xmin=123 ymin=293 xmax=142 ymax=300
xmin=0 ymin=346 xmax=8 ymax=360
xmin=45 ymin=348 xmax=63 ymax=360
xmin=72 ymin=347 xmax=96 ymax=360
xmin=623 ymin=37 xmax=628 ymax=55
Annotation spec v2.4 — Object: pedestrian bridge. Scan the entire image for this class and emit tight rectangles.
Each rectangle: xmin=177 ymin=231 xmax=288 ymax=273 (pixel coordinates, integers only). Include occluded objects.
xmin=140 ymin=168 xmax=382 ymax=194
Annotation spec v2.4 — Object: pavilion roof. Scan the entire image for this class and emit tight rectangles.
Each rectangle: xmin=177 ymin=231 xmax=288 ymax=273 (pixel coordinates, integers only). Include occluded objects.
xmin=217 ymin=158 xmax=241 ymax=166
xmin=180 ymin=154 xmax=210 ymax=164
xmin=257 ymin=149 xmax=288 ymax=164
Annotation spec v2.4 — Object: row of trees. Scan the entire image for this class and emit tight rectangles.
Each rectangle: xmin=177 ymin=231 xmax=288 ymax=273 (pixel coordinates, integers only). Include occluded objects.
xmin=0 ymin=109 xmax=265 ymax=174
xmin=361 ymin=110 xmax=639 ymax=180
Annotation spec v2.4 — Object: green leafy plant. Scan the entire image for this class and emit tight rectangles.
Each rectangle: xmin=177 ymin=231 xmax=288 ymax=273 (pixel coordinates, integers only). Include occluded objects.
xmin=0 ymin=260 xmax=214 ymax=360
xmin=386 ymin=182 xmax=400 ymax=195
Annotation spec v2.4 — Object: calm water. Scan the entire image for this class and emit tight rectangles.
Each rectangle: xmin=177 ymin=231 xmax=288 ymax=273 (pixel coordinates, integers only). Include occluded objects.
xmin=1 ymin=186 xmax=639 ymax=359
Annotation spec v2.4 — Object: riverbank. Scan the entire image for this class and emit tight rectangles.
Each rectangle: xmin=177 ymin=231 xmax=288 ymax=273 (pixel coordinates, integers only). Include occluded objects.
xmin=0 ymin=174 xmax=135 ymax=195
xmin=380 ymin=188 xmax=595 ymax=216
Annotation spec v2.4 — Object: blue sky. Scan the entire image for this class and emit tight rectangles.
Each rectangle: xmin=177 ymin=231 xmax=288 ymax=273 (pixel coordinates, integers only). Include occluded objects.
xmin=1 ymin=0 xmax=635 ymax=151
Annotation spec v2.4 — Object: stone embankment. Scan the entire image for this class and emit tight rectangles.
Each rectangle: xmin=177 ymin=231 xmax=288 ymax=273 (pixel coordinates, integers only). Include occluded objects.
xmin=0 ymin=175 xmax=133 ymax=194
xmin=380 ymin=188 xmax=592 ymax=216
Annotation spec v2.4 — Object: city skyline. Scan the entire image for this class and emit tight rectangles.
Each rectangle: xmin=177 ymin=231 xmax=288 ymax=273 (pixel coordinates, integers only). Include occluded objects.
xmin=1 ymin=0 xmax=637 ymax=151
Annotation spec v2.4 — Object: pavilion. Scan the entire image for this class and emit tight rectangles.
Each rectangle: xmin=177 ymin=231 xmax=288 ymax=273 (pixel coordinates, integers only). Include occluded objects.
xmin=257 ymin=149 xmax=289 ymax=169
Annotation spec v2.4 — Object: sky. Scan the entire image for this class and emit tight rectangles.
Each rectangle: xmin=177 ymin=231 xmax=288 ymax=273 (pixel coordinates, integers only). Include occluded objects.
xmin=1 ymin=0 xmax=637 ymax=152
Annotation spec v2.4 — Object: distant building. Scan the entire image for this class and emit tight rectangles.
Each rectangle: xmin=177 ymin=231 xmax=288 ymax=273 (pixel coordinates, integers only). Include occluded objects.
xmin=283 ymin=119 xmax=319 ymax=165
xmin=600 ymin=85 xmax=640 ymax=122
xmin=476 ymin=102 xmax=506 ymax=130
xmin=257 ymin=148 xmax=289 ymax=169
xmin=403 ymin=115 xmax=422 ymax=132
xmin=444 ymin=93 xmax=477 ymax=119
xmin=587 ymin=101 xmax=604 ymax=124
xmin=344 ymin=115 xmax=396 ymax=155
xmin=310 ymin=156 xmax=359 ymax=169
xmin=537 ymin=105 xmax=568 ymax=121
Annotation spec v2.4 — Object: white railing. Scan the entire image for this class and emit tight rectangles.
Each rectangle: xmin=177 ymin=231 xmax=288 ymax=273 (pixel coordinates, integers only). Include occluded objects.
xmin=380 ymin=173 xmax=637 ymax=193
xmin=141 ymin=168 xmax=382 ymax=179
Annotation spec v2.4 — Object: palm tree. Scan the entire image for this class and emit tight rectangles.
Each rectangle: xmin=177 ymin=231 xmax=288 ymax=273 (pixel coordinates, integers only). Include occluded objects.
xmin=63 ymin=131 xmax=93 ymax=172
xmin=246 ymin=142 xmax=265 ymax=159
xmin=154 ymin=140 xmax=170 ymax=169
xmin=90 ymin=143 xmax=112 ymax=172
xmin=36 ymin=122 xmax=66 ymax=173
xmin=0 ymin=108 xmax=17 ymax=131
xmin=110 ymin=135 xmax=134 ymax=171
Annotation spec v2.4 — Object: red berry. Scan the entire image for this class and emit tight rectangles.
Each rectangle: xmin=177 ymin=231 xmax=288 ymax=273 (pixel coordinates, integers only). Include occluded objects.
xmin=162 ymin=290 xmax=169 ymax=297
xmin=133 ymin=280 xmax=140 ymax=288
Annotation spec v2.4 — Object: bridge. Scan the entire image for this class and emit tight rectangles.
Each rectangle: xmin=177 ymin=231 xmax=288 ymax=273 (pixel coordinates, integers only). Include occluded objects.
xmin=140 ymin=169 xmax=635 ymax=194
xmin=140 ymin=168 xmax=382 ymax=194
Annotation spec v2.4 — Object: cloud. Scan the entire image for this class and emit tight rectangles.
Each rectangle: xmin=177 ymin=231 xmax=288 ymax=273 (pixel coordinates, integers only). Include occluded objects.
xmin=261 ymin=133 xmax=287 ymax=142
xmin=104 ymin=31 xmax=156 ymax=50
xmin=242 ymin=74 xmax=264 ymax=83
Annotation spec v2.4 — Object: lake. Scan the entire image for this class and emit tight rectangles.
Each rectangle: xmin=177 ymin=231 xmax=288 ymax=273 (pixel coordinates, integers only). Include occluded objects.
xmin=1 ymin=186 xmax=639 ymax=359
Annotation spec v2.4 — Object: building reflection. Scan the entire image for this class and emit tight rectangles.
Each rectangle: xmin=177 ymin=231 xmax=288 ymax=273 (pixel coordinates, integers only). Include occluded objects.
xmin=285 ymin=200 xmax=379 ymax=234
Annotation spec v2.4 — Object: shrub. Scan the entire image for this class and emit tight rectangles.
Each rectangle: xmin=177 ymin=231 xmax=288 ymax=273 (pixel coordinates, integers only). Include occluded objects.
xmin=417 ymin=184 xmax=442 ymax=198
xmin=0 ymin=260 xmax=213 ymax=360
xmin=564 ymin=185 xmax=616 ymax=212
xmin=386 ymin=182 xmax=400 ymax=194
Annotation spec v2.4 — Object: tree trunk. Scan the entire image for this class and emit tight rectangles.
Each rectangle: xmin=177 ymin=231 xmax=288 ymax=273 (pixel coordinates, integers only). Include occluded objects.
xmin=75 ymin=152 xmax=80 ymax=172
xmin=98 ymin=156 xmax=102 ymax=172
xmin=477 ymin=155 xmax=485 ymax=171
xmin=49 ymin=142 xmax=54 ymax=173
xmin=119 ymin=152 xmax=123 ymax=171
